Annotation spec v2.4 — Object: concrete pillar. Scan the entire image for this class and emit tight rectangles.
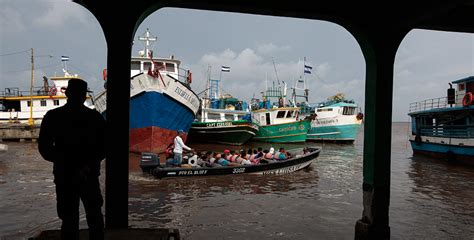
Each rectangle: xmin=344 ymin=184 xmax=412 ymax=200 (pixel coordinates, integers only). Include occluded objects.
xmin=103 ymin=24 xmax=135 ymax=228
xmin=350 ymin=26 xmax=407 ymax=240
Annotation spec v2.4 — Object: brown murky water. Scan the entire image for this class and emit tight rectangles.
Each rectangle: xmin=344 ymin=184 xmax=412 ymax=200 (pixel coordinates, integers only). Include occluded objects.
xmin=1 ymin=123 xmax=473 ymax=239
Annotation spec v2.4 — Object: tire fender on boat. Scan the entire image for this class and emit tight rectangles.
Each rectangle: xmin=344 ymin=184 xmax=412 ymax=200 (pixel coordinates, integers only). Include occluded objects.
xmin=462 ymin=92 xmax=473 ymax=106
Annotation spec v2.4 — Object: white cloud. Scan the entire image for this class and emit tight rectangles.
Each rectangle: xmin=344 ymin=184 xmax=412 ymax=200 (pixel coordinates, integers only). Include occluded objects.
xmin=256 ymin=43 xmax=291 ymax=55
xmin=0 ymin=6 xmax=26 ymax=33
xmin=33 ymin=1 xmax=89 ymax=28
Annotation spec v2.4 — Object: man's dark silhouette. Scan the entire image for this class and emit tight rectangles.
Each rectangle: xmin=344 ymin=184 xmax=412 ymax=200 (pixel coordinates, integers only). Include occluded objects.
xmin=38 ymin=78 xmax=105 ymax=240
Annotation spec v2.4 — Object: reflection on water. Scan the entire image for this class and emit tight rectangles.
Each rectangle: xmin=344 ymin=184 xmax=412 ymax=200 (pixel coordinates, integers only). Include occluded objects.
xmin=1 ymin=123 xmax=474 ymax=239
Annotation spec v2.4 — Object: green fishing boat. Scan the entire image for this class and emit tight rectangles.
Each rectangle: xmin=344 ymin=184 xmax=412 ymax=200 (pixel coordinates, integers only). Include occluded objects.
xmin=252 ymin=107 xmax=310 ymax=142
xmin=187 ymin=73 xmax=258 ymax=145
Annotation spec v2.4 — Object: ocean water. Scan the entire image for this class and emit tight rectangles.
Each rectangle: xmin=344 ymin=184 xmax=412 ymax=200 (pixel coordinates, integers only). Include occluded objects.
xmin=1 ymin=122 xmax=473 ymax=239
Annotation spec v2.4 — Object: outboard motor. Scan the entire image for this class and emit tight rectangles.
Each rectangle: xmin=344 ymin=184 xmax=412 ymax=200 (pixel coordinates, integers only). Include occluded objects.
xmin=139 ymin=152 xmax=160 ymax=174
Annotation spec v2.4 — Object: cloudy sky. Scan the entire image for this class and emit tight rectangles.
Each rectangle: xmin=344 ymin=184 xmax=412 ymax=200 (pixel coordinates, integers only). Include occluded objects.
xmin=1 ymin=1 xmax=473 ymax=121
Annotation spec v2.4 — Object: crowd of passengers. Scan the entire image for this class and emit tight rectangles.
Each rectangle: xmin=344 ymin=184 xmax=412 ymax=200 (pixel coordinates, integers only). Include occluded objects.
xmin=165 ymin=146 xmax=298 ymax=168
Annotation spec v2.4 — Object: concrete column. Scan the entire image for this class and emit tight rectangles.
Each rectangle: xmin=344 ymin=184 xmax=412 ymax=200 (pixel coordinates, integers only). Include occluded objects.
xmin=102 ymin=25 xmax=135 ymax=228
xmin=350 ymin=27 xmax=407 ymax=240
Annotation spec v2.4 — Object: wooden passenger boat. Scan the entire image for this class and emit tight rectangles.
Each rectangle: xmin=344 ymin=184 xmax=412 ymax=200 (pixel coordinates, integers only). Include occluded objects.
xmin=140 ymin=147 xmax=320 ymax=179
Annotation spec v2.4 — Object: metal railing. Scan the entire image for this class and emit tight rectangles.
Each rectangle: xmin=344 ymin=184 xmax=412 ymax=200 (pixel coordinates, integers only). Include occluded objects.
xmin=409 ymin=93 xmax=465 ymax=113
xmin=0 ymin=87 xmax=50 ymax=97
xmin=419 ymin=124 xmax=474 ymax=138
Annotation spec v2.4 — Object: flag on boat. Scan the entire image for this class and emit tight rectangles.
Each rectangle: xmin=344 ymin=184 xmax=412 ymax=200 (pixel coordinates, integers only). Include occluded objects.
xmin=61 ymin=56 xmax=69 ymax=61
xmin=221 ymin=66 xmax=230 ymax=72
xmin=304 ymin=64 xmax=312 ymax=74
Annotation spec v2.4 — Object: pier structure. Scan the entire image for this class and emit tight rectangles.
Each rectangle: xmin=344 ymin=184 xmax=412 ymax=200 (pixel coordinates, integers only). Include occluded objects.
xmin=57 ymin=1 xmax=474 ymax=239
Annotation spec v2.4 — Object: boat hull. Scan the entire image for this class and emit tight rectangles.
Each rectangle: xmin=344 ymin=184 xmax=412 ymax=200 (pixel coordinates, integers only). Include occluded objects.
xmin=410 ymin=139 xmax=474 ymax=165
xmin=143 ymin=147 xmax=320 ymax=178
xmin=129 ymin=91 xmax=194 ymax=153
xmin=187 ymin=121 xmax=258 ymax=145
xmin=95 ymin=73 xmax=199 ymax=154
xmin=307 ymin=123 xmax=361 ymax=142
xmin=252 ymin=120 xmax=310 ymax=143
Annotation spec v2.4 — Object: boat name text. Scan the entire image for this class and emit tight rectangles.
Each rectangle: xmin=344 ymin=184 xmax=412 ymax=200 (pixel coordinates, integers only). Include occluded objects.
xmin=174 ymin=86 xmax=200 ymax=109
xmin=206 ymin=122 xmax=233 ymax=127
xmin=178 ymin=170 xmax=208 ymax=176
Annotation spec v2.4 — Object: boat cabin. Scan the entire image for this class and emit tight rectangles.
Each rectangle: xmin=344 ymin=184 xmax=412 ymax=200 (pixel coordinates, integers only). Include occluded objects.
xmin=198 ymin=108 xmax=250 ymax=122
xmin=252 ymin=107 xmax=299 ymax=126
xmin=130 ymin=28 xmax=190 ymax=84
xmin=408 ymin=76 xmax=474 ymax=139
xmin=315 ymin=102 xmax=358 ymax=118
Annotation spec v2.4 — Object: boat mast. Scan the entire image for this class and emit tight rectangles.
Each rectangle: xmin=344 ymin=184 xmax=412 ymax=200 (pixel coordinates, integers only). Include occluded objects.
xmin=28 ymin=48 xmax=34 ymax=126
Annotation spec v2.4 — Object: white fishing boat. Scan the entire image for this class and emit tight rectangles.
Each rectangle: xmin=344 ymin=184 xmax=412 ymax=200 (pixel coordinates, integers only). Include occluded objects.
xmin=0 ymin=56 xmax=94 ymax=125
xmin=94 ymin=28 xmax=199 ymax=153
xmin=306 ymin=93 xmax=363 ymax=143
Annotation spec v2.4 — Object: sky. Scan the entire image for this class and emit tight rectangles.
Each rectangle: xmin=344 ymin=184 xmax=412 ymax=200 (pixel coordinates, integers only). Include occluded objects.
xmin=1 ymin=0 xmax=473 ymax=121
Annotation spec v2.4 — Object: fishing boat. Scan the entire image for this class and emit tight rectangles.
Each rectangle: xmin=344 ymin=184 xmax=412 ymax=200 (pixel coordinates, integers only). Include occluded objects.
xmin=187 ymin=71 xmax=258 ymax=145
xmin=305 ymin=93 xmax=363 ymax=143
xmin=140 ymin=147 xmax=320 ymax=178
xmin=408 ymin=76 xmax=474 ymax=165
xmin=251 ymin=82 xmax=310 ymax=143
xmin=0 ymin=55 xmax=94 ymax=125
xmin=94 ymin=28 xmax=199 ymax=153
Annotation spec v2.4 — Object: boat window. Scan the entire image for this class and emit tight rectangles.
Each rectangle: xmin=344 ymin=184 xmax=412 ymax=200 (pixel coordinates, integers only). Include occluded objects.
xmin=131 ymin=61 xmax=140 ymax=71
xmin=166 ymin=63 xmax=175 ymax=72
xmin=53 ymin=100 xmax=60 ymax=106
xmin=208 ymin=113 xmax=221 ymax=120
xmin=40 ymin=100 xmax=47 ymax=107
xmin=276 ymin=111 xmax=286 ymax=118
xmin=143 ymin=62 xmax=152 ymax=71
xmin=286 ymin=110 xmax=294 ymax=118
xmin=459 ymin=83 xmax=465 ymax=91
xmin=224 ymin=114 xmax=234 ymax=121
xmin=343 ymin=107 xmax=355 ymax=115
xmin=265 ymin=113 xmax=271 ymax=125
xmin=317 ymin=108 xmax=333 ymax=112
xmin=27 ymin=101 xmax=31 ymax=107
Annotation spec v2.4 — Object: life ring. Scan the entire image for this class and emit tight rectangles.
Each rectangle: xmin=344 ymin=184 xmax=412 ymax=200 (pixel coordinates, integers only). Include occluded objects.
xmin=463 ymin=92 xmax=473 ymax=106
xmin=356 ymin=112 xmax=364 ymax=120
xmin=49 ymin=87 xmax=57 ymax=96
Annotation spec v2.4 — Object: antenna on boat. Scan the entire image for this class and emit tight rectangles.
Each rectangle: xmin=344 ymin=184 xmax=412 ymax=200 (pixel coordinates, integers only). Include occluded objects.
xmin=138 ymin=28 xmax=157 ymax=58
xmin=272 ymin=57 xmax=280 ymax=85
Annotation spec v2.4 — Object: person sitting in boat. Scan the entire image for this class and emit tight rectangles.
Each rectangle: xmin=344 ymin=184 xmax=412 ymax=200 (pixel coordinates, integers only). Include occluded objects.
xmin=264 ymin=147 xmax=275 ymax=159
xmin=255 ymin=147 xmax=264 ymax=159
xmin=243 ymin=149 xmax=252 ymax=160
xmin=276 ymin=147 xmax=289 ymax=160
xmin=223 ymin=149 xmax=232 ymax=161
xmin=249 ymin=149 xmax=261 ymax=165
xmin=215 ymin=153 xmax=230 ymax=166
xmin=165 ymin=143 xmax=174 ymax=158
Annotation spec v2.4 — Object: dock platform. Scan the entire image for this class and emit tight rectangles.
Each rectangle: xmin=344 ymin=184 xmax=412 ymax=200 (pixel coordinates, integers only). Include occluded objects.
xmin=0 ymin=123 xmax=40 ymax=141
xmin=29 ymin=228 xmax=180 ymax=240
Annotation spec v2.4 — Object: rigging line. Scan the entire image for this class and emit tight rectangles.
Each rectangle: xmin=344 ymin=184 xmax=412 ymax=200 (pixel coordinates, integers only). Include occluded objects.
xmin=4 ymin=63 xmax=61 ymax=73
xmin=0 ymin=49 xmax=29 ymax=57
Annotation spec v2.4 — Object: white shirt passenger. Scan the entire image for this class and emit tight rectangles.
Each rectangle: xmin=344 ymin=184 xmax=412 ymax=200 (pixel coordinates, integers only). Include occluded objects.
xmin=173 ymin=135 xmax=191 ymax=154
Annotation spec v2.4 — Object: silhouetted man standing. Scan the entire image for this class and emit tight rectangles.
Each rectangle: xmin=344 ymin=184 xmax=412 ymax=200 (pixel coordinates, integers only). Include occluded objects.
xmin=39 ymin=78 xmax=105 ymax=240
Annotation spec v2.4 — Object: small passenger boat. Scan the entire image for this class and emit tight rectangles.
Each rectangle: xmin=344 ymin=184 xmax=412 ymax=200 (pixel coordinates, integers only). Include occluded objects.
xmin=140 ymin=147 xmax=320 ymax=178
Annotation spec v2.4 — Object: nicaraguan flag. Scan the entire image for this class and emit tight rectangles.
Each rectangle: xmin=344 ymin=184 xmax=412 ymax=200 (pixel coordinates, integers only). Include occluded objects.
xmin=61 ymin=56 xmax=70 ymax=61
xmin=304 ymin=64 xmax=312 ymax=74
xmin=221 ymin=66 xmax=230 ymax=72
